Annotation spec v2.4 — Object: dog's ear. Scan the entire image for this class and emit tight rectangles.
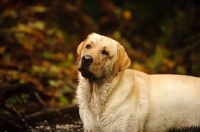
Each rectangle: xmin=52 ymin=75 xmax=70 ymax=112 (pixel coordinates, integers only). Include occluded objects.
xmin=114 ymin=43 xmax=131 ymax=75
xmin=77 ymin=41 xmax=85 ymax=62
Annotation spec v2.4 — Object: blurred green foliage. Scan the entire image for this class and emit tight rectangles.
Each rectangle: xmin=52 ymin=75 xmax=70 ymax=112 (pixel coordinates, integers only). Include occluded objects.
xmin=6 ymin=93 xmax=30 ymax=106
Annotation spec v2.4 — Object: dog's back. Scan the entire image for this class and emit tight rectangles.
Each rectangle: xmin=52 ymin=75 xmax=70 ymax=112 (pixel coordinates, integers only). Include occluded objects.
xmin=145 ymin=74 xmax=200 ymax=131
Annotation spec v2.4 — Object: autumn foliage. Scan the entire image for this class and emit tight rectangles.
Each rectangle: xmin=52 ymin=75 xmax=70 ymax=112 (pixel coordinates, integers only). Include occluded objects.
xmin=0 ymin=0 xmax=200 ymax=114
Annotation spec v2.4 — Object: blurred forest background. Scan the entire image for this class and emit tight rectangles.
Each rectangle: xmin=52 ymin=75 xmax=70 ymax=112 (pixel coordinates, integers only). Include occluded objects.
xmin=0 ymin=0 xmax=200 ymax=115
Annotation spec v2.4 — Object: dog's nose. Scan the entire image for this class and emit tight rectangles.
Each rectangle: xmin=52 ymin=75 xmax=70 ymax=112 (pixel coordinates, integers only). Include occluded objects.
xmin=82 ymin=55 xmax=93 ymax=65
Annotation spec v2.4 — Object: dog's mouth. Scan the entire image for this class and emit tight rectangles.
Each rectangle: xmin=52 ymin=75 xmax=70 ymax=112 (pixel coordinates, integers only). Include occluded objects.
xmin=78 ymin=68 xmax=98 ymax=81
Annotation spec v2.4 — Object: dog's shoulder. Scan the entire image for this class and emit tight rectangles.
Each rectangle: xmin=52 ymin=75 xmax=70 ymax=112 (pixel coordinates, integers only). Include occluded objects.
xmin=122 ymin=69 xmax=149 ymax=84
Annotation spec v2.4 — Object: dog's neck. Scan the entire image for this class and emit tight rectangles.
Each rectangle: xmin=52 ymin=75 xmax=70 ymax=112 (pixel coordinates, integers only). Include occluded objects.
xmin=89 ymin=74 xmax=115 ymax=86
xmin=86 ymin=72 xmax=122 ymax=120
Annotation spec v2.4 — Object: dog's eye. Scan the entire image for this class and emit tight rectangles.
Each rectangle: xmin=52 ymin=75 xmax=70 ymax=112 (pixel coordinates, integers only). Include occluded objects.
xmin=85 ymin=44 xmax=91 ymax=49
xmin=102 ymin=50 xmax=109 ymax=56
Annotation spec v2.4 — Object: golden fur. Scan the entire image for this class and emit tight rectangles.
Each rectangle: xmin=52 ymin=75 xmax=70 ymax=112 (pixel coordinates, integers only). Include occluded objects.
xmin=76 ymin=33 xmax=200 ymax=132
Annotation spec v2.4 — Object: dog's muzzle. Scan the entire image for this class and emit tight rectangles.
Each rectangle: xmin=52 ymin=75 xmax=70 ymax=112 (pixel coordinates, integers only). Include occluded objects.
xmin=78 ymin=55 xmax=96 ymax=80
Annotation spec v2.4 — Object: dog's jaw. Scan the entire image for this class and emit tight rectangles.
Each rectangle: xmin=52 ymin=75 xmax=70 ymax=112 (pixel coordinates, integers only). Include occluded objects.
xmin=78 ymin=68 xmax=98 ymax=81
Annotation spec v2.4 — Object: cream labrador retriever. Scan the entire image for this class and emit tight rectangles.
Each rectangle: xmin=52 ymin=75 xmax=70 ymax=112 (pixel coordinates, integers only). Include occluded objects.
xmin=76 ymin=33 xmax=200 ymax=132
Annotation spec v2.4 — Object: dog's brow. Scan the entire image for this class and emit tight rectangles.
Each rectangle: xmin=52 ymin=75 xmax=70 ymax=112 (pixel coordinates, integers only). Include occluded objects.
xmin=88 ymin=38 xmax=97 ymax=45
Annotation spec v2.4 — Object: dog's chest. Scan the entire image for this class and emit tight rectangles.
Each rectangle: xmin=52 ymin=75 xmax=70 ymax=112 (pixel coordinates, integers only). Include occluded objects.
xmin=88 ymin=83 xmax=113 ymax=121
xmin=88 ymin=91 xmax=101 ymax=121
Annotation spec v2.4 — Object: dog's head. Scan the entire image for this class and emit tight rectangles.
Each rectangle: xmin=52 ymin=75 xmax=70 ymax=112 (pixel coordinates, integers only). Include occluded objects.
xmin=77 ymin=33 xmax=131 ymax=81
